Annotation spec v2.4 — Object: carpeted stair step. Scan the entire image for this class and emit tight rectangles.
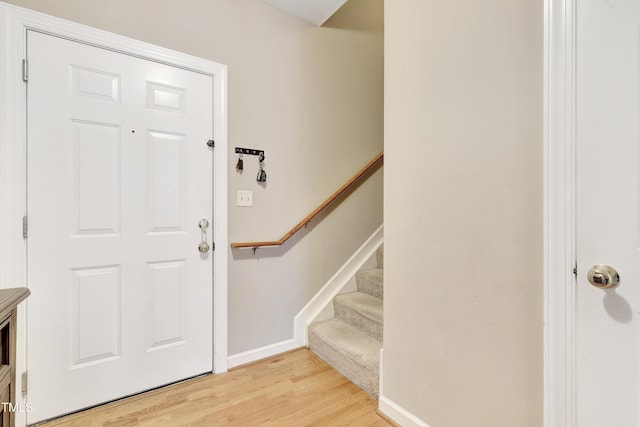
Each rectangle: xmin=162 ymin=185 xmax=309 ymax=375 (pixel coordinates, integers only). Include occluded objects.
xmin=308 ymin=318 xmax=381 ymax=398
xmin=333 ymin=291 xmax=383 ymax=341
xmin=356 ymin=268 xmax=383 ymax=299
xmin=376 ymin=245 xmax=384 ymax=269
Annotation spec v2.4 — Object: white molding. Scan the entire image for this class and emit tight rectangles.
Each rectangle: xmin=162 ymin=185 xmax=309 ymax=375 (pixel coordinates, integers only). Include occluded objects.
xmin=211 ymin=41 xmax=229 ymax=377
xmin=544 ymin=0 xmax=576 ymax=426
xmin=293 ymin=224 xmax=383 ymax=346
xmin=227 ymin=339 xmax=302 ymax=370
xmin=0 ymin=3 xmax=27 ymax=288
xmin=0 ymin=3 xmax=229 ymax=419
xmin=379 ymin=395 xmax=431 ymax=427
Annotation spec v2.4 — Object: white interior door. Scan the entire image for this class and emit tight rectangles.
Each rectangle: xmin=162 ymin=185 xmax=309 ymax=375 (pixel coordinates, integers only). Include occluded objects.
xmin=26 ymin=30 xmax=213 ymax=423
xmin=576 ymin=0 xmax=640 ymax=425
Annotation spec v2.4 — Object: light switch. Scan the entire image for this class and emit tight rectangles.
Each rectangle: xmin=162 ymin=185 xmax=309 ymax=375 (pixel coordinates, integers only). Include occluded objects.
xmin=237 ymin=190 xmax=253 ymax=207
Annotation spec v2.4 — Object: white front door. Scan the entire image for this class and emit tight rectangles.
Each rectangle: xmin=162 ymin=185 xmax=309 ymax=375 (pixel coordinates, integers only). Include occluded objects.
xmin=26 ymin=30 xmax=213 ymax=423
xmin=576 ymin=0 xmax=640 ymax=425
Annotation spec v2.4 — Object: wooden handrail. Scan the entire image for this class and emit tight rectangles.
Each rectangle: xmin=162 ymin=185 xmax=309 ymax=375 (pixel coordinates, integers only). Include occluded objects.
xmin=231 ymin=151 xmax=383 ymax=250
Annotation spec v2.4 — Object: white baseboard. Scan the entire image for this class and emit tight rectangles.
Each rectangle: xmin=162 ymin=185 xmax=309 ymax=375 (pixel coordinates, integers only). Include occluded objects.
xmin=293 ymin=224 xmax=383 ymax=346
xmin=379 ymin=395 xmax=431 ymax=427
xmin=227 ymin=338 xmax=301 ymax=369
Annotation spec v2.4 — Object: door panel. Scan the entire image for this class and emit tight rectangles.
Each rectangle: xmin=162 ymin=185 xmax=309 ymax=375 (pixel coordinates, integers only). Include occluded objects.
xmin=71 ymin=266 xmax=121 ymax=368
xmin=147 ymin=130 xmax=188 ymax=232
xmin=26 ymin=31 xmax=213 ymax=423
xmin=71 ymin=120 xmax=121 ymax=235
xmin=576 ymin=0 xmax=640 ymax=425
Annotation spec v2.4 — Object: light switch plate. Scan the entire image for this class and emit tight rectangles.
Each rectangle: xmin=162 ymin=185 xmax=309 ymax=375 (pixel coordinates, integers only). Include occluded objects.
xmin=237 ymin=190 xmax=253 ymax=207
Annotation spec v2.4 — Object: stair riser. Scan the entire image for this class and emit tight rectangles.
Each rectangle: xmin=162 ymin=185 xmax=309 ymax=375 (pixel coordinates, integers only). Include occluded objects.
xmin=308 ymin=330 xmax=379 ymax=398
xmin=356 ymin=269 xmax=383 ymax=299
xmin=333 ymin=302 xmax=383 ymax=341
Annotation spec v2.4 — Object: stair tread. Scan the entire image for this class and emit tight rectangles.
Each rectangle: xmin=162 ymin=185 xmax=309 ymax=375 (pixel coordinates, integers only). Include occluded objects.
xmin=309 ymin=319 xmax=381 ymax=365
xmin=334 ymin=291 xmax=383 ymax=324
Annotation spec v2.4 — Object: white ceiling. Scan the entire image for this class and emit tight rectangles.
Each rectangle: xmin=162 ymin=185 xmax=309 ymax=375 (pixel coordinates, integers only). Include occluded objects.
xmin=261 ymin=0 xmax=348 ymax=26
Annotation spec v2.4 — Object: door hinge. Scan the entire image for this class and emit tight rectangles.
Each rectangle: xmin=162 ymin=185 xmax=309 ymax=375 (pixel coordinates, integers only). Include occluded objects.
xmin=22 ymin=215 xmax=28 ymax=239
xmin=22 ymin=59 xmax=28 ymax=83
xmin=21 ymin=371 xmax=27 ymax=394
xmin=206 ymin=139 xmax=215 ymax=148
xmin=573 ymin=266 xmax=578 ymax=277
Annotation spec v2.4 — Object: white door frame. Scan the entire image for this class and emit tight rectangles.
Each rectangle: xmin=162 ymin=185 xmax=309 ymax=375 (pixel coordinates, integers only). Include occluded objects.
xmin=544 ymin=0 xmax=577 ymax=425
xmin=0 ymin=3 xmax=228 ymax=422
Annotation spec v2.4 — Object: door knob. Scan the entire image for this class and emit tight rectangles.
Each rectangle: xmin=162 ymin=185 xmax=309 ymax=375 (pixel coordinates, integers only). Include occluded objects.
xmin=587 ymin=264 xmax=620 ymax=289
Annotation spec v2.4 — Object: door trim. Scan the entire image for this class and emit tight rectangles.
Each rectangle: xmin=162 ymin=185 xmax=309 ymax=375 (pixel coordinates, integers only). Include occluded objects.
xmin=544 ymin=0 xmax=577 ymax=425
xmin=0 ymin=3 xmax=229 ymax=422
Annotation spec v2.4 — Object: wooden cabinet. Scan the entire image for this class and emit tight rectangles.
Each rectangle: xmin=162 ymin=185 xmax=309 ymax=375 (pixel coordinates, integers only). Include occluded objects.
xmin=0 ymin=289 xmax=30 ymax=427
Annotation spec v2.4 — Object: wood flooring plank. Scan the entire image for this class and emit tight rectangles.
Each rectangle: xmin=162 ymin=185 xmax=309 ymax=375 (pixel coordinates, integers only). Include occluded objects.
xmin=40 ymin=349 xmax=391 ymax=426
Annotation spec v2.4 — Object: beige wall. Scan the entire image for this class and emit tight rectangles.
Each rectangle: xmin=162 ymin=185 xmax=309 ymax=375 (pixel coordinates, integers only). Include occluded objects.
xmin=383 ymin=1 xmax=542 ymax=426
xmin=4 ymin=0 xmax=384 ymax=355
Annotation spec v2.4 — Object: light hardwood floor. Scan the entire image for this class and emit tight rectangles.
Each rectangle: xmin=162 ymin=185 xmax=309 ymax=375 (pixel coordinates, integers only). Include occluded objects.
xmin=39 ymin=349 xmax=393 ymax=426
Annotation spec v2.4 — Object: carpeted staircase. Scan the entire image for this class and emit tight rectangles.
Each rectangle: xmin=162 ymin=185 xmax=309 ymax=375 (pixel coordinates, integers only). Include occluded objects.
xmin=308 ymin=245 xmax=383 ymax=398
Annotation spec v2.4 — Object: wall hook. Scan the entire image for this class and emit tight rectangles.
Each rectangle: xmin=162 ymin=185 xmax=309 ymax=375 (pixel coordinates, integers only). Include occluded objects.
xmin=235 ymin=147 xmax=265 ymax=158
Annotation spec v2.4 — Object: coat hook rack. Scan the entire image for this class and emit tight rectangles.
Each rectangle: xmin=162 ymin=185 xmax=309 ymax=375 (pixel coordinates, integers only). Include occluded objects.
xmin=235 ymin=147 xmax=265 ymax=158
xmin=235 ymin=147 xmax=267 ymax=183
